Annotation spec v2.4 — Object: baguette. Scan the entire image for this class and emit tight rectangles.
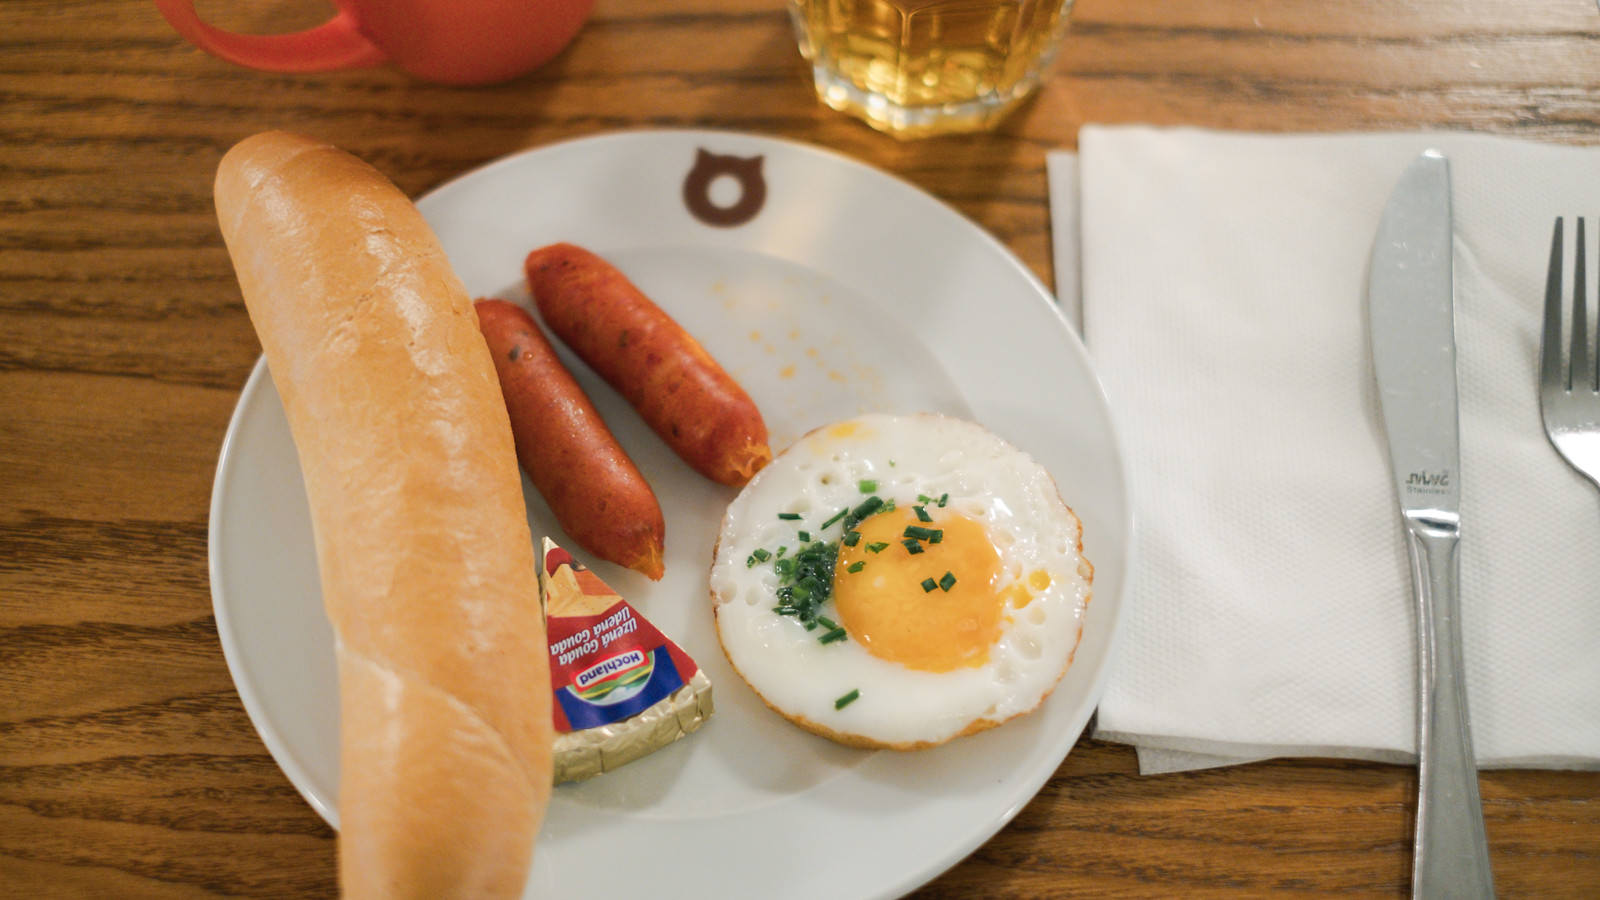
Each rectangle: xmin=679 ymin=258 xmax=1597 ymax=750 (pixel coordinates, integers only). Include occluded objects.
xmin=214 ymin=131 xmax=553 ymax=898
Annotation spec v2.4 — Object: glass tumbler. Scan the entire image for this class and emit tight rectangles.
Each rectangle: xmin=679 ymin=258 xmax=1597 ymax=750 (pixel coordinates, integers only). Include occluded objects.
xmin=789 ymin=0 xmax=1075 ymax=139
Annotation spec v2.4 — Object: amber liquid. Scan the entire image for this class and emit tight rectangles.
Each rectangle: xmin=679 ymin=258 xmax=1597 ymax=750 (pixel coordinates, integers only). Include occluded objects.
xmin=792 ymin=0 xmax=1073 ymax=137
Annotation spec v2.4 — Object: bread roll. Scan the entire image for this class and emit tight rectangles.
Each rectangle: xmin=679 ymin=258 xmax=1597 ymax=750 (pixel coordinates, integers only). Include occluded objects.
xmin=214 ymin=131 xmax=552 ymax=898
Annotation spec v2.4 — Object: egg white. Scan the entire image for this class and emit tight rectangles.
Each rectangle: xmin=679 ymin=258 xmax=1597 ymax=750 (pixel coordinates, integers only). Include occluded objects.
xmin=708 ymin=413 xmax=1093 ymax=748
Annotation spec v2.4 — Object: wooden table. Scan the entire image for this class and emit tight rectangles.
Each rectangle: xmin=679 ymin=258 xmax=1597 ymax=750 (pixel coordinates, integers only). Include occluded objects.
xmin=4 ymin=0 xmax=1598 ymax=895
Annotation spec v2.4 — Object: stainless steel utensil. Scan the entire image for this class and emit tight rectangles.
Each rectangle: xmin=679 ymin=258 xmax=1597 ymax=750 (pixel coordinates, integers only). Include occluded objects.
xmin=1540 ymin=217 xmax=1600 ymax=493
xmin=1368 ymin=149 xmax=1495 ymax=900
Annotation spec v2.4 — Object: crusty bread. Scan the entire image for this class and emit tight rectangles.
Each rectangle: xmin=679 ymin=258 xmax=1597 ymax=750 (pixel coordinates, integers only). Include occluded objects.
xmin=214 ymin=131 xmax=552 ymax=898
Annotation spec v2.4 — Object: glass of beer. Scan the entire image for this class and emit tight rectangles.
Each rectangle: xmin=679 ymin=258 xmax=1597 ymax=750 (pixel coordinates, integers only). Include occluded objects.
xmin=788 ymin=0 xmax=1075 ymax=139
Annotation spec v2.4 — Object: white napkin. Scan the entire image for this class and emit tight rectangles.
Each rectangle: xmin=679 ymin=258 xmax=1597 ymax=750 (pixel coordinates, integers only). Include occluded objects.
xmin=1048 ymin=127 xmax=1600 ymax=774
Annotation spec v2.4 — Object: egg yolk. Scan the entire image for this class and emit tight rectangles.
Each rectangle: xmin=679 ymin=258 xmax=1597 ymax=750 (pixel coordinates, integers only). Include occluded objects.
xmin=832 ymin=506 xmax=1004 ymax=672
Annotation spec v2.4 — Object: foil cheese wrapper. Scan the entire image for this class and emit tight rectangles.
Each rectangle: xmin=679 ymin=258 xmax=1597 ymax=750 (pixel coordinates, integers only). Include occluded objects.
xmin=538 ymin=538 xmax=713 ymax=784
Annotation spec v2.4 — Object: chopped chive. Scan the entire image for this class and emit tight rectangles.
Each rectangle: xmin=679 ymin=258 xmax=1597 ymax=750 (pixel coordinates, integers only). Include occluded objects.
xmin=846 ymin=560 xmax=865 ymax=573
xmin=917 ymin=493 xmax=933 ymax=504
xmin=820 ymin=507 xmax=849 ymax=530
xmin=778 ymin=512 xmax=802 ymax=521
xmin=866 ymin=541 xmax=889 ymax=553
xmin=902 ymin=538 xmax=925 ymax=555
xmin=835 ymin=689 xmax=860 ymax=709
xmin=746 ymin=548 xmax=771 ymax=567
xmin=842 ymin=530 xmax=861 ymax=547
xmin=858 ymin=479 xmax=877 ymax=493
xmin=903 ymin=525 xmax=936 ymax=541
xmin=764 ymin=517 xmax=842 ymax=632
xmin=938 ymin=493 xmax=949 ymax=507
xmin=854 ymin=497 xmax=884 ymax=516
xmin=843 ymin=496 xmax=884 ymax=530
xmin=938 ymin=571 xmax=956 ymax=591
xmin=928 ymin=529 xmax=944 ymax=544
xmin=921 ymin=577 xmax=938 ymax=592
xmin=819 ymin=628 xmax=848 ymax=645
xmin=817 ymin=616 xmax=839 ymax=631
xmin=913 ymin=505 xmax=933 ymax=522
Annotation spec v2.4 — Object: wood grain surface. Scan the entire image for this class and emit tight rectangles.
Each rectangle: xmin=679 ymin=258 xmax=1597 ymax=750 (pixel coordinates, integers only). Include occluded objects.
xmin=4 ymin=0 xmax=1599 ymax=896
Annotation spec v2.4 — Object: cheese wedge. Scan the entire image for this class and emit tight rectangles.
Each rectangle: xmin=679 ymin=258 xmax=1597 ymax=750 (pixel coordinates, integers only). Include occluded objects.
xmin=538 ymin=538 xmax=714 ymax=783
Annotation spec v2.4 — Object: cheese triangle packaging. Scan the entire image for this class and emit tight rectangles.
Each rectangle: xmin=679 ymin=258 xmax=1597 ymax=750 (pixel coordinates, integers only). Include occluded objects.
xmin=538 ymin=538 xmax=714 ymax=783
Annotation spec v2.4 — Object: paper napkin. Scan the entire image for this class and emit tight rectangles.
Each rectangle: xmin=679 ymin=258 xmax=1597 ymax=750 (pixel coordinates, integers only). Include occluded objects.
xmin=1049 ymin=127 xmax=1600 ymax=774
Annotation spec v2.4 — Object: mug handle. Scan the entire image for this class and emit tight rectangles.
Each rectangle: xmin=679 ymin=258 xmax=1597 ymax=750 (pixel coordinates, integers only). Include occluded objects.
xmin=154 ymin=0 xmax=387 ymax=73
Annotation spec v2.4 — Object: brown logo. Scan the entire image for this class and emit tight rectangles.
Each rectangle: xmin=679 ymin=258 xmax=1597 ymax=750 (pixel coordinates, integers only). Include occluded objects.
xmin=682 ymin=148 xmax=766 ymax=227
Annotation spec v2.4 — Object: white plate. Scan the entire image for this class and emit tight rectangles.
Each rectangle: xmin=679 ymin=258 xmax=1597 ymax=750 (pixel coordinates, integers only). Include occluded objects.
xmin=208 ymin=129 xmax=1130 ymax=899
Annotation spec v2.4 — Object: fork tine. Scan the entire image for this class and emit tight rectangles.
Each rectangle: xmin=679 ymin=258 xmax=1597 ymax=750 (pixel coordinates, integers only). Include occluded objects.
xmin=1543 ymin=217 xmax=1566 ymax=393
xmin=1592 ymin=219 xmax=1600 ymax=393
xmin=1574 ymin=218 xmax=1591 ymax=393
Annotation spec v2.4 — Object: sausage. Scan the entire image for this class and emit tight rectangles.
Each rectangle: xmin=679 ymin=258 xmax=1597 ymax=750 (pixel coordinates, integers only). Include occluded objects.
xmin=473 ymin=298 xmax=666 ymax=580
xmin=524 ymin=243 xmax=772 ymax=487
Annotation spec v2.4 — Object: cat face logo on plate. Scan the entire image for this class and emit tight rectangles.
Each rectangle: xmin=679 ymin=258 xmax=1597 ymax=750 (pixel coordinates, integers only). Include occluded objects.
xmin=683 ymin=148 xmax=766 ymax=227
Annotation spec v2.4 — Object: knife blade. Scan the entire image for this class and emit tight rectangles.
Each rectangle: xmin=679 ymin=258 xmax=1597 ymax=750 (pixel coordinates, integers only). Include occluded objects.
xmin=1368 ymin=149 xmax=1495 ymax=899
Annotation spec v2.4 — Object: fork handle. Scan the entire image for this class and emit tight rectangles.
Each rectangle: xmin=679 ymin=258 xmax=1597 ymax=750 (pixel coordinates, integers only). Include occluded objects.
xmin=1406 ymin=524 xmax=1495 ymax=899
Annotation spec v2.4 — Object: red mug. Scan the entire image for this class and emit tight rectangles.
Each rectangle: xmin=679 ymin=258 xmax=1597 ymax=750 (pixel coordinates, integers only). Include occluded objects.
xmin=155 ymin=0 xmax=594 ymax=86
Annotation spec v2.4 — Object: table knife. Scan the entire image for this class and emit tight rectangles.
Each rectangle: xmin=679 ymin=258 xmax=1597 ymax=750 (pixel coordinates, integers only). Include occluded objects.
xmin=1367 ymin=149 xmax=1495 ymax=899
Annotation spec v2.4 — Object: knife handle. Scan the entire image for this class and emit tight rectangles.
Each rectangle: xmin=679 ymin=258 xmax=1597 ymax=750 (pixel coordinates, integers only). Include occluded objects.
xmin=1405 ymin=524 xmax=1494 ymax=899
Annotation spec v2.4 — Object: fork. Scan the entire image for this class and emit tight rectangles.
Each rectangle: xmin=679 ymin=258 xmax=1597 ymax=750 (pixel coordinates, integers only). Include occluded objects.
xmin=1541 ymin=217 xmax=1600 ymax=492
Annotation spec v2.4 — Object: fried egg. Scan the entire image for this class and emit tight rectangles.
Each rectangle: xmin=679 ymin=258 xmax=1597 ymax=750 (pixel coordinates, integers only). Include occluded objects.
xmin=708 ymin=413 xmax=1093 ymax=749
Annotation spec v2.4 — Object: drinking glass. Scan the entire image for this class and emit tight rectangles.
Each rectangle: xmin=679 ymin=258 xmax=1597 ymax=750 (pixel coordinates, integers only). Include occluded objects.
xmin=789 ymin=0 xmax=1075 ymax=138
